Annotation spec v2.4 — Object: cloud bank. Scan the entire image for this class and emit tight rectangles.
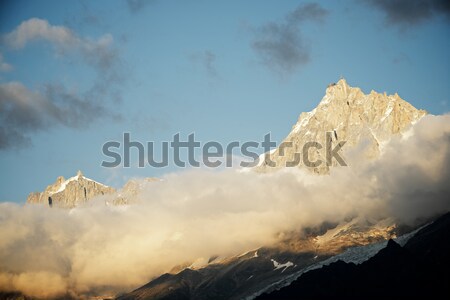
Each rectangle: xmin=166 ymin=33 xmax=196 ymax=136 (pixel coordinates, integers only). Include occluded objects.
xmin=0 ymin=18 xmax=124 ymax=150
xmin=251 ymin=3 xmax=328 ymax=75
xmin=0 ymin=114 xmax=449 ymax=298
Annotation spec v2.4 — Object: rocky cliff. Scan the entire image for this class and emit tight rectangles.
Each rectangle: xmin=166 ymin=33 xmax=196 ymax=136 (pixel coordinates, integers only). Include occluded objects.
xmin=26 ymin=170 xmax=116 ymax=208
xmin=256 ymin=79 xmax=427 ymax=174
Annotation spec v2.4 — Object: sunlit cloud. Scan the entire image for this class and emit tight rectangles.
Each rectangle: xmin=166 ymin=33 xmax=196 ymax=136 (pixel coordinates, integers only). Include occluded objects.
xmin=0 ymin=114 xmax=449 ymax=298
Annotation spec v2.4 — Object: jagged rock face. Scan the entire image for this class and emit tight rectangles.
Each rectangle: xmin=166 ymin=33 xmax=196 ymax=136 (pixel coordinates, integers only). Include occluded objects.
xmin=257 ymin=79 xmax=427 ymax=174
xmin=110 ymin=177 xmax=159 ymax=205
xmin=26 ymin=170 xmax=116 ymax=208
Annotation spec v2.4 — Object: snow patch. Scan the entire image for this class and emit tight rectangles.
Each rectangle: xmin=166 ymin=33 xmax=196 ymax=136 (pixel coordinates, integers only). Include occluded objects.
xmin=292 ymin=109 xmax=316 ymax=134
xmin=271 ymin=259 xmax=294 ymax=272
xmin=319 ymin=94 xmax=331 ymax=105
xmin=380 ymin=97 xmax=395 ymax=122
xmin=245 ymin=226 xmax=424 ymax=300
xmin=50 ymin=176 xmax=79 ymax=195
xmin=187 ymin=257 xmax=208 ymax=270
xmin=237 ymin=249 xmax=259 ymax=259
xmin=50 ymin=175 xmax=108 ymax=195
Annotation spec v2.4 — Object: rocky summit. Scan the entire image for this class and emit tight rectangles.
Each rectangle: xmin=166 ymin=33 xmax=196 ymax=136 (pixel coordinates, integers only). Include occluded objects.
xmin=256 ymin=79 xmax=427 ymax=174
xmin=26 ymin=170 xmax=116 ymax=208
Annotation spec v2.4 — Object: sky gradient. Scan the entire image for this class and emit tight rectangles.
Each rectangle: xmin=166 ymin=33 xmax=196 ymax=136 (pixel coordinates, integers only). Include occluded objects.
xmin=1 ymin=0 xmax=449 ymax=202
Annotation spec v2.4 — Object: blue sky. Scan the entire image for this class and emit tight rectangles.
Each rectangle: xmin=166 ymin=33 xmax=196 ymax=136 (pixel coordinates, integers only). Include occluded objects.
xmin=1 ymin=0 xmax=449 ymax=203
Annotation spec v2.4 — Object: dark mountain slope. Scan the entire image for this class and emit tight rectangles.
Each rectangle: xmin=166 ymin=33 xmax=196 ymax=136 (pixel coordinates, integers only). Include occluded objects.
xmin=256 ymin=212 xmax=450 ymax=299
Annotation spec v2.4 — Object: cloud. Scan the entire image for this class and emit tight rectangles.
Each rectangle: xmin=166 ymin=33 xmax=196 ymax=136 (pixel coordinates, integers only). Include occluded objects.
xmin=126 ymin=0 xmax=155 ymax=13
xmin=0 ymin=53 xmax=12 ymax=72
xmin=0 ymin=18 xmax=125 ymax=150
xmin=190 ymin=50 xmax=219 ymax=78
xmin=364 ymin=0 xmax=450 ymax=27
xmin=79 ymin=0 xmax=100 ymax=26
xmin=0 ymin=114 xmax=449 ymax=298
xmin=4 ymin=18 xmax=79 ymax=49
xmin=392 ymin=52 xmax=412 ymax=64
xmin=251 ymin=3 xmax=328 ymax=75
xmin=0 ymin=272 xmax=68 ymax=299
xmin=0 ymin=82 xmax=47 ymax=148
xmin=3 ymin=18 xmax=120 ymax=78
xmin=286 ymin=2 xmax=329 ymax=24
xmin=0 ymin=82 xmax=120 ymax=149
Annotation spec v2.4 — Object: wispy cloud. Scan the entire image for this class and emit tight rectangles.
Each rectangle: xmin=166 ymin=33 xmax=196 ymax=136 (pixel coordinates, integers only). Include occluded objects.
xmin=190 ymin=50 xmax=219 ymax=78
xmin=0 ymin=53 xmax=12 ymax=72
xmin=251 ymin=3 xmax=328 ymax=75
xmin=392 ymin=52 xmax=412 ymax=65
xmin=0 ymin=82 xmax=120 ymax=149
xmin=126 ymin=0 xmax=155 ymax=14
xmin=364 ymin=0 xmax=450 ymax=28
xmin=0 ymin=18 xmax=125 ymax=150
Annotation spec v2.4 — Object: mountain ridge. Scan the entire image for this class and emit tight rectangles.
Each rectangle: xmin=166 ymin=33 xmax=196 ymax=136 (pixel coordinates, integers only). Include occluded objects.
xmin=255 ymin=212 xmax=450 ymax=299
xmin=26 ymin=172 xmax=161 ymax=208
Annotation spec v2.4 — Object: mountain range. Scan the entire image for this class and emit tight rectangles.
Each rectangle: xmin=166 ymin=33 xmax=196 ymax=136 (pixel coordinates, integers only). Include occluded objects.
xmin=21 ymin=79 xmax=443 ymax=300
xmin=27 ymin=79 xmax=426 ymax=208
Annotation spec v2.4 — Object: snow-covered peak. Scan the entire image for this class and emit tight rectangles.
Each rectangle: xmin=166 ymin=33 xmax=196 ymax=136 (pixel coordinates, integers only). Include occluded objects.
xmin=48 ymin=171 xmax=108 ymax=195
xmin=27 ymin=171 xmax=115 ymax=208
xmin=51 ymin=175 xmax=80 ymax=195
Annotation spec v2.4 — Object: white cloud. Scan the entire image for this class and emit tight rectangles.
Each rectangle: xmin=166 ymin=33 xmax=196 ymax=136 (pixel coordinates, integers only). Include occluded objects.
xmin=4 ymin=18 xmax=76 ymax=49
xmin=3 ymin=18 xmax=117 ymax=73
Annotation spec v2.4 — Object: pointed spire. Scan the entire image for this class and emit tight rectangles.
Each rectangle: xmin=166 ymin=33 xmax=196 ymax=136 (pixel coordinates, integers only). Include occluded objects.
xmin=336 ymin=77 xmax=349 ymax=88
xmin=325 ymin=77 xmax=351 ymax=100
xmin=77 ymin=170 xmax=84 ymax=177
xmin=56 ymin=176 xmax=65 ymax=184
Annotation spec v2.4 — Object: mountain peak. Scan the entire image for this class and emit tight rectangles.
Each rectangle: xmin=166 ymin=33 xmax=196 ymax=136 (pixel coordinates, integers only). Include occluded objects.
xmin=321 ymin=78 xmax=360 ymax=106
xmin=27 ymin=171 xmax=115 ymax=208
xmin=334 ymin=77 xmax=350 ymax=90
xmin=56 ymin=175 xmax=65 ymax=185
xmin=257 ymin=79 xmax=427 ymax=174
xmin=326 ymin=78 xmax=349 ymax=88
